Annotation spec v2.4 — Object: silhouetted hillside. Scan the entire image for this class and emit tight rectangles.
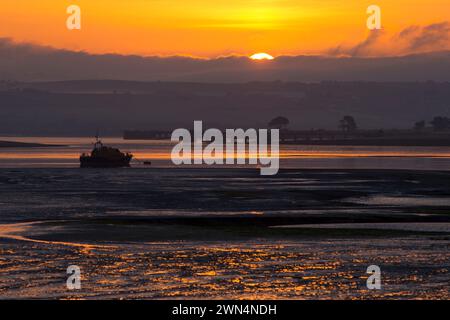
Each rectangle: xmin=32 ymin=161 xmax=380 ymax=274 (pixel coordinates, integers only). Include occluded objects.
xmin=0 ymin=81 xmax=449 ymax=136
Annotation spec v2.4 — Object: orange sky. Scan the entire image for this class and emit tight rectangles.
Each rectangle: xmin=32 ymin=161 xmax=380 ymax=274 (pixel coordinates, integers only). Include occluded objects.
xmin=1 ymin=0 xmax=449 ymax=57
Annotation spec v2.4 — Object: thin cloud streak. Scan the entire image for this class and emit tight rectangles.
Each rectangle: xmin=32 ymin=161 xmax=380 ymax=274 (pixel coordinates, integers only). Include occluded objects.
xmin=329 ymin=22 xmax=450 ymax=57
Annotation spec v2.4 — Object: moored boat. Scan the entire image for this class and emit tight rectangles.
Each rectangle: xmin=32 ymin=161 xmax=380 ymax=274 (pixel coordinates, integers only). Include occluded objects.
xmin=80 ymin=136 xmax=132 ymax=168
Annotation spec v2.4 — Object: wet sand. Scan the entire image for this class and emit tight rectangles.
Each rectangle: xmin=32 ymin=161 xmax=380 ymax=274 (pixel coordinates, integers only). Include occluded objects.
xmin=1 ymin=233 xmax=448 ymax=300
xmin=0 ymin=168 xmax=449 ymax=299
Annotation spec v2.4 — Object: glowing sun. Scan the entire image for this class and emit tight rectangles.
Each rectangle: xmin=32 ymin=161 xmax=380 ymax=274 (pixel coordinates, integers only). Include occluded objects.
xmin=250 ymin=53 xmax=274 ymax=60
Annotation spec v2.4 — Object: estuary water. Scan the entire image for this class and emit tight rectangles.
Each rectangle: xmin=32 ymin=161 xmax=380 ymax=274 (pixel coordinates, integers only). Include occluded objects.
xmin=2 ymin=136 xmax=450 ymax=170
xmin=0 ymin=137 xmax=449 ymax=299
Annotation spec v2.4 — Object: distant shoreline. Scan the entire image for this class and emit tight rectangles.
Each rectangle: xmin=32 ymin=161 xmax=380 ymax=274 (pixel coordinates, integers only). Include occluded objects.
xmin=0 ymin=140 xmax=66 ymax=148
xmin=123 ymin=136 xmax=450 ymax=147
xmin=124 ymin=129 xmax=450 ymax=147
xmin=280 ymin=138 xmax=450 ymax=147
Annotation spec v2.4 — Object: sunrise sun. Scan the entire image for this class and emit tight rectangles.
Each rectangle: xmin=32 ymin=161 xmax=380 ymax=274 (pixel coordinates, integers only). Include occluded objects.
xmin=250 ymin=53 xmax=274 ymax=60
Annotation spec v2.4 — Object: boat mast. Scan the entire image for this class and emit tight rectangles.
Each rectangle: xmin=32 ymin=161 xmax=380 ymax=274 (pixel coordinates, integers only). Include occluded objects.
xmin=94 ymin=130 xmax=103 ymax=149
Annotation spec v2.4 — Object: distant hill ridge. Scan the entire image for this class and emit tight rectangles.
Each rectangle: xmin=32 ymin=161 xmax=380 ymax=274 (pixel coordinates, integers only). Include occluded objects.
xmin=1 ymin=80 xmax=449 ymax=136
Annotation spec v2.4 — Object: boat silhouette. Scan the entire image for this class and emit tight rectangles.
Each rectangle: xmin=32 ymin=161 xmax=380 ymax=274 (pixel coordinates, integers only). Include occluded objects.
xmin=80 ymin=136 xmax=132 ymax=168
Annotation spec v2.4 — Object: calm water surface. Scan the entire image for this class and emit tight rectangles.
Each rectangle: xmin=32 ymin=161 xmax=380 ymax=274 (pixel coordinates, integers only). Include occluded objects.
xmin=2 ymin=136 xmax=450 ymax=170
xmin=0 ymin=137 xmax=449 ymax=299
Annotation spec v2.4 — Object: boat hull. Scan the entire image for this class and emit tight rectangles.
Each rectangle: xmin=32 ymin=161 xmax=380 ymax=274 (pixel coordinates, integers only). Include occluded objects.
xmin=80 ymin=155 xmax=132 ymax=168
